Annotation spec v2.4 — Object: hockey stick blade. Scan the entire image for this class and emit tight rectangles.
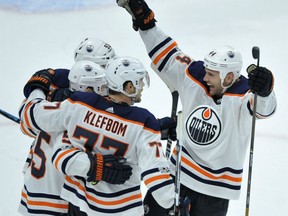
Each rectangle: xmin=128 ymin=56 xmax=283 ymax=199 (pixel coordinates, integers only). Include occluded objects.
xmin=252 ymin=46 xmax=260 ymax=66
xmin=0 ymin=108 xmax=20 ymax=124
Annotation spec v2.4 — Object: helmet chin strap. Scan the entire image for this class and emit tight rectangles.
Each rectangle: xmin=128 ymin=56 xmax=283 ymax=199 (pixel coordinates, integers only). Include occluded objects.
xmin=220 ymin=78 xmax=236 ymax=94
xmin=119 ymin=88 xmax=139 ymax=105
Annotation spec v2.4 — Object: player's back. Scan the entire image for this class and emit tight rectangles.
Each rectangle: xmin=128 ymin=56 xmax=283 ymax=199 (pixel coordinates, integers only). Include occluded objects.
xmin=52 ymin=91 xmax=174 ymax=215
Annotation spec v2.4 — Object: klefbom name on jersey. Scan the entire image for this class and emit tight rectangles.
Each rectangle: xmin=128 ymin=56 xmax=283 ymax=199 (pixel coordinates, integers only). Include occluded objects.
xmin=185 ymin=106 xmax=222 ymax=146
xmin=83 ymin=110 xmax=128 ymax=137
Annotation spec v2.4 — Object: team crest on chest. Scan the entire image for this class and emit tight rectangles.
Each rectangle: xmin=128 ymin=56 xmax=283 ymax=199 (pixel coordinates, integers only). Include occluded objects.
xmin=185 ymin=106 xmax=222 ymax=146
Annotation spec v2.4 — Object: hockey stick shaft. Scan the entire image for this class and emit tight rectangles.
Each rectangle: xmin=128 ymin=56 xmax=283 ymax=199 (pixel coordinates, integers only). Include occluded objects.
xmin=0 ymin=108 xmax=20 ymax=124
xmin=245 ymin=46 xmax=260 ymax=216
xmin=166 ymin=91 xmax=179 ymax=158
xmin=173 ymin=111 xmax=182 ymax=215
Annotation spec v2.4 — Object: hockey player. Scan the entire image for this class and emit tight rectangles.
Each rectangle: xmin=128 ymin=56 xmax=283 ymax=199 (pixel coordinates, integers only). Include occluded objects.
xmin=20 ymin=56 xmax=175 ymax=216
xmin=117 ymin=0 xmax=277 ymax=215
xmin=18 ymin=59 xmax=131 ymax=216
xmin=18 ymin=38 xmax=118 ymax=216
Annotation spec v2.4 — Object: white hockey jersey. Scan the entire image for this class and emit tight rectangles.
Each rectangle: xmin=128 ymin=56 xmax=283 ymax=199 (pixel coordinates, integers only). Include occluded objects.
xmin=21 ymin=90 xmax=174 ymax=215
xmin=139 ymin=26 xmax=277 ymax=200
xmin=18 ymin=69 xmax=71 ymax=216
xmin=17 ymin=131 xmax=69 ymax=216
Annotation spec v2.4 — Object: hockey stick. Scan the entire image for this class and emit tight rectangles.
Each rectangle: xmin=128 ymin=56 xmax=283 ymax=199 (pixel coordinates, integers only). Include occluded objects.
xmin=0 ymin=108 xmax=20 ymax=124
xmin=245 ymin=46 xmax=260 ymax=216
xmin=166 ymin=91 xmax=179 ymax=158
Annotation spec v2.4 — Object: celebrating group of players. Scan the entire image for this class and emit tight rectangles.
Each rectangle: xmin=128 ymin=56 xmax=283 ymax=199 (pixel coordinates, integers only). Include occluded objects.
xmin=18 ymin=36 xmax=177 ymax=216
xmin=17 ymin=1 xmax=277 ymax=216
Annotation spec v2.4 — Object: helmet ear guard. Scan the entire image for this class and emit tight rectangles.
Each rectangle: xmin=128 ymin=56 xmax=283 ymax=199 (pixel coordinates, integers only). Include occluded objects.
xmin=68 ymin=60 xmax=108 ymax=96
xmin=105 ymin=56 xmax=150 ymax=98
xmin=204 ymin=46 xmax=243 ymax=88
xmin=74 ymin=38 xmax=116 ymax=67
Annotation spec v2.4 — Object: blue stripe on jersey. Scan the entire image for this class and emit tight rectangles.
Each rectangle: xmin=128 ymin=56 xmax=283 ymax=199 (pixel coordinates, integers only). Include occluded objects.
xmin=30 ymin=100 xmax=44 ymax=131
xmin=85 ymin=184 xmax=141 ymax=198
xmin=18 ymin=102 xmax=25 ymax=119
xmin=181 ymin=147 xmax=243 ymax=175
xmin=247 ymin=101 xmax=253 ymax=117
xmin=247 ymin=100 xmax=277 ymax=119
xmin=158 ymin=48 xmax=178 ymax=72
xmin=63 ymin=183 xmax=143 ymax=213
xmin=53 ymin=69 xmax=70 ymax=88
xmin=28 ymin=127 xmax=37 ymax=136
xmin=141 ymin=167 xmax=160 ymax=180
xmin=51 ymin=148 xmax=61 ymax=164
xmin=170 ymin=157 xmax=241 ymax=190
xmin=149 ymin=179 xmax=174 ymax=193
xmin=20 ymin=200 xmax=64 ymax=216
xmin=24 ymin=184 xmax=63 ymax=199
xmin=148 ymin=37 xmax=173 ymax=58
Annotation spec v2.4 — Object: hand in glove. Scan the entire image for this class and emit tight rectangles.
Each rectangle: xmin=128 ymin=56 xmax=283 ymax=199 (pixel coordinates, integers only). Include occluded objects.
xmin=158 ymin=117 xmax=177 ymax=140
xmin=247 ymin=64 xmax=274 ymax=97
xmin=117 ymin=0 xmax=156 ymax=31
xmin=87 ymin=153 xmax=133 ymax=184
xmin=23 ymin=68 xmax=55 ymax=98
xmin=47 ymin=88 xmax=74 ymax=102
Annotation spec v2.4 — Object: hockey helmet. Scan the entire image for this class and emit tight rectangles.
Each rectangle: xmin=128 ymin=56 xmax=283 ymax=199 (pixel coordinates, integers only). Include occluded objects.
xmin=204 ymin=46 xmax=242 ymax=86
xmin=74 ymin=38 xmax=115 ymax=67
xmin=68 ymin=60 xmax=108 ymax=96
xmin=105 ymin=56 xmax=150 ymax=98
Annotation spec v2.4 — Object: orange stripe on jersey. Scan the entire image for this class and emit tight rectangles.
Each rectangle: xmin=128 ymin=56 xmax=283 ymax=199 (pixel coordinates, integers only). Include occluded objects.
xmin=175 ymin=150 xmax=242 ymax=183
xmin=153 ymin=41 xmax=177 ymax=65
xmin=21 ymin=191 xmax=68 ymax=209
xmin=249 ymin=97 xmax=254 ymax=110
xmin=65 ymin=176 xmax=142 ymax=206
xmin=224 ymin=93 xmax=246 ymax=97
xmin=20 ymin=122 xmax=36 ymax=138
xmin=24 ymin=101 xmax=34 ymax=129
xmin=54 ymin=148 xmax=79 ymax=170
xmin=144 ymin=126 xmax=161 ymax=135
xmin=144 ymin=174 xmax=171 ymax=185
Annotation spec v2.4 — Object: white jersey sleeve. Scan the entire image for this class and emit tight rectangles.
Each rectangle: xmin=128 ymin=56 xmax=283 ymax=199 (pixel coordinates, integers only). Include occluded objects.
xmin=52 ymin=132 xmax=91 ymax=177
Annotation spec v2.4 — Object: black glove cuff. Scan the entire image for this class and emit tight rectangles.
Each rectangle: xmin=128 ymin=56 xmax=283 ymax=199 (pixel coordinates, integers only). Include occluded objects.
xmin=132 ymin=11 xmax=156 ymax=31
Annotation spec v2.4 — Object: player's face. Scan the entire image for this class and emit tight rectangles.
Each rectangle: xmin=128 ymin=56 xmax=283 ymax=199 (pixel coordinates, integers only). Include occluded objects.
xmin=203 ymin=68 xmax=223 ymax=96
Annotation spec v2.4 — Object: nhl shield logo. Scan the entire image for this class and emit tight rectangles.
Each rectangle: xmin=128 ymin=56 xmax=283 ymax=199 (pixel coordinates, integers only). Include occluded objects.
xmin=185 ymin=106 xmax=222 ymax=146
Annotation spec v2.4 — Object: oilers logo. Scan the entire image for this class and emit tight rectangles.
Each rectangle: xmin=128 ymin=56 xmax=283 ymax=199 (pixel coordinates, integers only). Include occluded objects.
xmin=185 ymin=106 xmax=222 ymax=146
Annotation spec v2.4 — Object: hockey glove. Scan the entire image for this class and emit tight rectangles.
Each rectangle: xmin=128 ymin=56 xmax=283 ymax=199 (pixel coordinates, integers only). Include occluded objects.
xmin=23 ymin=68 xmax=55 ymax=98
xmin=47 ymin=88 xmax=74 ymax=102
xmin=87 ymin=153 xmax=133 ymax=184
xmin=117 ymin=0 xmax=156 ymax=31
xmin=158 ymin=117 xmax=177 ymax=140
xmin=247 ymin=64 xmax=274 ymax=97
